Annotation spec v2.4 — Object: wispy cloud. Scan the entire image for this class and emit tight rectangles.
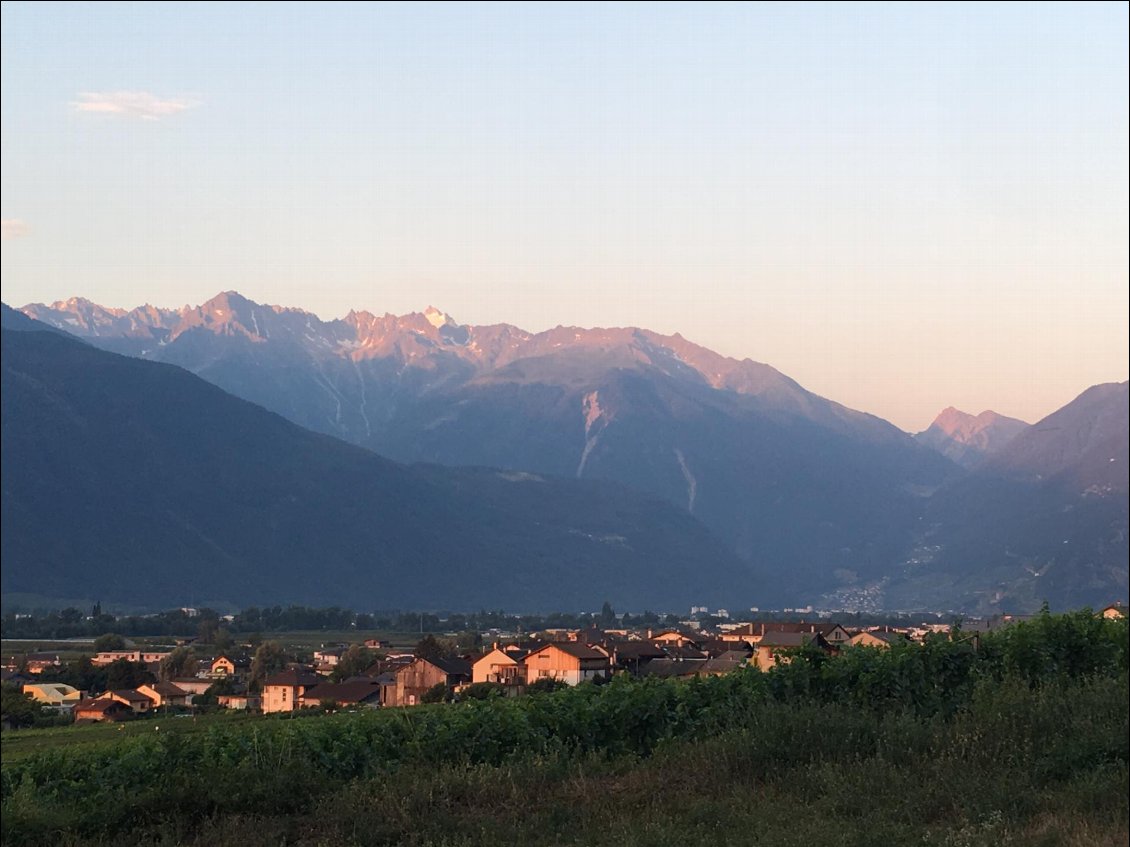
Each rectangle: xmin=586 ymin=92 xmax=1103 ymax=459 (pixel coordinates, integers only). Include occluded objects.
xmin=72 ymin=91 xmax=200 ymax=121
xmin=1 ymin=219 xmax=29 ymax=240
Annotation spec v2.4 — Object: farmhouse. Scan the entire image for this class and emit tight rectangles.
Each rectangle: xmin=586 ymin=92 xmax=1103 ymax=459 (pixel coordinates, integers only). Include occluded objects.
xmin=389 ymin=657 xmax=472 ymax=706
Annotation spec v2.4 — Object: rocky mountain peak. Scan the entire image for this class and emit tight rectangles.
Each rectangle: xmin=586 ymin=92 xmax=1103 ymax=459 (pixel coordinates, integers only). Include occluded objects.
xmin=916 ymin=406 xmax=1029 ymax=468
xmin=423 ymin=306 xmax=454 ymax=329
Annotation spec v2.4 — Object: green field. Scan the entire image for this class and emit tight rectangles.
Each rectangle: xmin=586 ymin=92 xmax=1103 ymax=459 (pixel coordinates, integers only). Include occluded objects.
xmin=0 ymin=710 xmax=260 ymax=763
xmin=3 ymin=629 xmax=428 ymax=657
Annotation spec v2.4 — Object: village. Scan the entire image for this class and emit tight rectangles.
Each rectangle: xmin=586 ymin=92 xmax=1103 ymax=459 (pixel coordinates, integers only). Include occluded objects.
xmin=6 ymin=603 xmax=1126 ymax=725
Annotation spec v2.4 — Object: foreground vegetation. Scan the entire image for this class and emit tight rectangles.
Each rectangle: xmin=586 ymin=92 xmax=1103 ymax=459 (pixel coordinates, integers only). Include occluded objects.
xmin=2 ymin=611 xmax=1126 ymax=846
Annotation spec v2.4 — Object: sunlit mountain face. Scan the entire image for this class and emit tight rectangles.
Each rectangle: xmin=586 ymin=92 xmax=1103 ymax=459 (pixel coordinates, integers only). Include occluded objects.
xmin=915 ymin=407 xmax=1030 ymax=469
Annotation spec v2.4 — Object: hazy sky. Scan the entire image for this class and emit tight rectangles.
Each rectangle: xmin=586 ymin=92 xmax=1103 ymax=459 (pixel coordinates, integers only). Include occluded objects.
xmin=2 ymin=2 xmax=1127 ymax=431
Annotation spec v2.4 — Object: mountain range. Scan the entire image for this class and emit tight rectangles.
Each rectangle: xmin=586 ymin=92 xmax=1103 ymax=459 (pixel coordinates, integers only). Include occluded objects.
xmin=19 ymin=293 xmax=957 ymax=603
xmin=8 ymin=293 xmax=1129 ymax=613
xmin=0 ymin=322 xmax=752 ymax=612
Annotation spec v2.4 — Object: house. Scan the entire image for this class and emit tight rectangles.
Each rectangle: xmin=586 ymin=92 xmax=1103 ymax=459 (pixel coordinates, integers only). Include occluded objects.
xmin=649 ymin=629 xmax=698 ymax=647
xmin=658 ymin=643 xmax=708 ymax=661
xmin=91 ymin=650 xmax=171 ymax=667
xmin=609 ymin=641 xmax=667 ymax=675
xmin=699 ymin=650 xmax=751 ymax=676
xmin=1101 ymin=603 xmax=1127 ymax=620
xmin=849 ymin=630 xmax=909 ymax=649
xmin=170 ymin=677 xmax=214 ymax=697
xmin=388 ymin=657 xmax=472 ymax=707
xmin=814 ymin=624 xmax=854 ymax=647
xmin=312 ymin=648 xmax=345 ymax=669
xmin=751 ymin=632 xmax=829 ymax=671
xmin=21 ymin=652 xmax=63 ymax=675
xmin=137 ymin=681 xmax=191 ymax=708
xmin=523 ymin=643 xmax=610 ymax=686
xmin=719 ymin=623 xmax=758 ymax=645
xmin=210 ymin=655 xmax=251 ymax=677
xmin=695 ymin=639 xmax=751 ymax=658
xmin=107 ymin=689 xmax=156 ymax=714
xmin=217 ymin=693 xmax=261 ymax=711
xmin=299 ymin=680 xmax=383 ymax=709
xmin=363 ymin=638 xmax=391 ymax=650
xmin=640 ymin=658 xmax=707 ymax=679
xmin=472 ymin=647 xmax=528 ymax=685
xmin=362 ymin=655 xmax=415 ymax=678
xmin=261 ymin=669 xmax=322 ymax=714
xmin=22 ymin=682 xmax=83 ymax=708
xmin=72 ymin=698 xmax=133 ymax=723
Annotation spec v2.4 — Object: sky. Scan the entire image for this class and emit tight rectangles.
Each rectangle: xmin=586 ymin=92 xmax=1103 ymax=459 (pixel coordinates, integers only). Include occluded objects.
xmin=1 ymin=2 xmax=1127 ymax=432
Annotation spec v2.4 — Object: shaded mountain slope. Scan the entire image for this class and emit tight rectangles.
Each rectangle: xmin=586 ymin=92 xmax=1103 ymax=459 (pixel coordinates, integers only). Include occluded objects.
xmin=0 ymin=328 xmax=754 ymax=611
xmin=887 ymin=383 xmax=1129 ymax=613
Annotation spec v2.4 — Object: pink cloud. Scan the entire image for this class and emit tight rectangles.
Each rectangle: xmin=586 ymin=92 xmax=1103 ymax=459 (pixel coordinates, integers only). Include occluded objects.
xmin=73 ymin=91 xmax=200 ymax=121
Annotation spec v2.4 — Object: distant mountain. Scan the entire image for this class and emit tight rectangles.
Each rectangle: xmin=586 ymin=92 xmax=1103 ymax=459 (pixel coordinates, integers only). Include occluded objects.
xmin=21 ymin=292 xmax=958 ymax=603
xmin=887 ymin=383 xmax=1129 ymax=613
xmin=1 ymin=303 xmax=74 ymax=336
xmin=916 ymin=407 xmax=1029 ymax=468
xmin=0 ymin=327 xmax=755 ymax=612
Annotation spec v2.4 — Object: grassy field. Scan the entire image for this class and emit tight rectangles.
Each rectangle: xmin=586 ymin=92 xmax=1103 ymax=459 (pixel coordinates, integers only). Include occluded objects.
xmin=3 ymin=612 xmax=1126 ymax=845
xmin=3 ymin=629 xmax=428 ymax=656
xmin=0 ymin=709 xmax=262 ymax=763
xmin=256 ymin=629 xmax=425 ymax=651
xmin=3 ymin=675 xmax=1126 ymax=846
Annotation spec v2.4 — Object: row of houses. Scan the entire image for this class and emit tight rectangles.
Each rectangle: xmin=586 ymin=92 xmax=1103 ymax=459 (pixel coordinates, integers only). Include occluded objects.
xmin=20 ymin=680 xmax=194 ymax=722
xmin=10 ymin=605 xmax=1126 ymax=723
xmin=258 ymin=629 xmax=899 ymax=714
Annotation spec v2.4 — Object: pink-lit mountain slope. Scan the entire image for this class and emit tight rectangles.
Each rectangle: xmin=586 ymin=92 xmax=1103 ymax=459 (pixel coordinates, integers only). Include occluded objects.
xmin=916 ymin=407 xmax=1029 ymax=468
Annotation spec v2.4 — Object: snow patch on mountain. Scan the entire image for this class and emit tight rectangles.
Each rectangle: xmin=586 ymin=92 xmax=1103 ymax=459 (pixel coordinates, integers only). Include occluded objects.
xmin=424 ymin=306 xmax=452 ymax=329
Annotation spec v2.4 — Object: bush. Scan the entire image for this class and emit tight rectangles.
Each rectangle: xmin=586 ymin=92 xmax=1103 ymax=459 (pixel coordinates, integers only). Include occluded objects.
xmin=420 ymin=682 xmax=449 ymax=704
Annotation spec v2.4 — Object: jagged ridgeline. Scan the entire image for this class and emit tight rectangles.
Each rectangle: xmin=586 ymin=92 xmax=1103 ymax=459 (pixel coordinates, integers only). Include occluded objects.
xmin=14 ymin=293 xmax=957 ymax=604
